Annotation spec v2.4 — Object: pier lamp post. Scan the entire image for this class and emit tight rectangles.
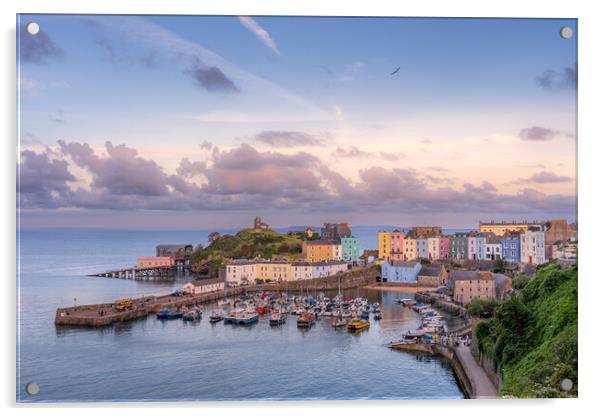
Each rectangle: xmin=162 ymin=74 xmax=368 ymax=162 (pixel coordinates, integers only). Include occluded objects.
xmin=73 ymin=297 xmax=77 ymax=307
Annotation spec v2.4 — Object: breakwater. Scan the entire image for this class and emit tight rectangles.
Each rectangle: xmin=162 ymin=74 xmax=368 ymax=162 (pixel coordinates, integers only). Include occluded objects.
xmin=55 ymin=269 xmax=379 ymax=327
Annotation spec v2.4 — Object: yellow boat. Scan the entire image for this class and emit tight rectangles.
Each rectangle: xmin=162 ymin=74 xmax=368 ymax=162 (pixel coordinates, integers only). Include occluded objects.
xmin=347 ymin=319 xmax=370 ymax=331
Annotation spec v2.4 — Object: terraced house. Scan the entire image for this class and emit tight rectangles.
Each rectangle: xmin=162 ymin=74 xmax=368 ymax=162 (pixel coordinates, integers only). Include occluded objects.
xmin=341 ymin=236 xmax=361 ymax=263
xmin=302 ymin=239 xmax=341 ymax=262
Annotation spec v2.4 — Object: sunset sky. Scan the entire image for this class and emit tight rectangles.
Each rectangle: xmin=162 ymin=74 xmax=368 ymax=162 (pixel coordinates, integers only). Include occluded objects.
xmin=17 ymin=15 xmax=577 ymax=229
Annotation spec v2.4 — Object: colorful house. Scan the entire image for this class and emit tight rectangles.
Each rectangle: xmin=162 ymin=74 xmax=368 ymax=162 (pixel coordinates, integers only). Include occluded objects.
xmin=521 ymin=226 xmax=546 ymax=265
xmin=341 ymin=236 xmax=361 ymax=263
xmin=390 ymin=230 xmax=405 ymax=261
xmin=479 ymin=220 xmax=540 ymax=236
xmin=416 ymin=238 xmax=429 ymax=259
xmin=377 ymin=231 xmax=392 ymax=261
xmin=404 ymin=238 xmax=417 ymax=261
xmin=439 ymin=236 xmax=450 ymax=259
xmin=500 ymin=234 xmax=521 ymax=262
xmin=427 ymin=237 xmax=440 ymax=260
xmin=381 ymin=261 xmax=422 ymax=283
xmin=450 ymin=233 xmax=469 ymax=259
xmin=302 ymin=240 xmax=340 ymax=262
xmin=311 ymin=261 xmax=348 ymax=278
xmin=468 ymin=234 xmax=487 ymax=260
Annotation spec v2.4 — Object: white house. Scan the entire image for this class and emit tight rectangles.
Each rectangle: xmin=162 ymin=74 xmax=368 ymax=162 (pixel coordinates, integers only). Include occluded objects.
xmin=427 ymin=237 xmax=440 ymax=260
xmin=312 ymin=261 xmax=347 ymax=278
xmin=485 ymin=243 xmax=502 ymax=260
xmin=521 ymin=226 xmax=546 ymax=265
xmin=223 ymin=260 xmax=257 ymax=286
xmin=182 ymin=278 xmax=225 ymax=295
xmin=292 ymin=262 xmax=313 ymax=280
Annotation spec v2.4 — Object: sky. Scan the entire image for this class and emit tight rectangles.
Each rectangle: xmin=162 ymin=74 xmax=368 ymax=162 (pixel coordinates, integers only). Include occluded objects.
xmin=16 ymin=15 xmax=577 ymax=229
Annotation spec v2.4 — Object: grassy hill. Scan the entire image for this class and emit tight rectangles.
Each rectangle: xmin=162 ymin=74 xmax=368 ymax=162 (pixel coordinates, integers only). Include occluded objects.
xmin=474 ymin=262 xmax=577 ymax=397
xmin=191 ymin=228 xmax=315 ymax=275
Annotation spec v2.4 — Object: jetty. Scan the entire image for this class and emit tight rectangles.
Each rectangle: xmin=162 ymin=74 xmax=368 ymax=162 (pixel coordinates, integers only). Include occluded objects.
xmin=88 ymin=266 xmax=184 ymax=281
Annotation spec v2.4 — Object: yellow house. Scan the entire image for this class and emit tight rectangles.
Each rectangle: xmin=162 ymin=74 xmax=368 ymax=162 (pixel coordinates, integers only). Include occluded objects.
xmin=302 ymin=240 xmax=339 ymax=262
xmin=378 ymin=231 xmax=392 ymax=260
xmin=479 ymin=221 xmax=539 ymax=236
xmin=255 ymin=261 xmax=292 ymax=282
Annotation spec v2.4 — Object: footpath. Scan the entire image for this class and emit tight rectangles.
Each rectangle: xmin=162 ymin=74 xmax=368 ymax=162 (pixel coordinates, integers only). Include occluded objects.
xmin=455 ymin=344 xmax=498 ymax=398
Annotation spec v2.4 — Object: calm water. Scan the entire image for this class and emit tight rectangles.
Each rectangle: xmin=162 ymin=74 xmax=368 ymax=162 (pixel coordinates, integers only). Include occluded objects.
xmin=17 ymin=228 xmax=464 ymax=402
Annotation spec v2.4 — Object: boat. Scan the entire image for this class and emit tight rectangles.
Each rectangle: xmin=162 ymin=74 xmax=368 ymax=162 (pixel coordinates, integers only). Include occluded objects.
xmin=209 ymin=310 xmax=224 ymax=323
xmin=183 ymin=308 xmax=201 ymax=321
xmin=156 ymin=308 xmax=182 ymax=320
xmin=269 ymin=312 xmax=287 ymax=326
xmin=347 ymin=318 xmax=370 ymax=331
xmin=238 ymin=312 xmax=259 ymax=325
xmin=332 ymin=318 xmax=348 ymax=328
xmin=361 ymin=310 xmax=370 ymax=320
xmin=373 ymin=311 xmax=382 ymax=320
xmin=297 ymin=312 xmax=315 ymax=328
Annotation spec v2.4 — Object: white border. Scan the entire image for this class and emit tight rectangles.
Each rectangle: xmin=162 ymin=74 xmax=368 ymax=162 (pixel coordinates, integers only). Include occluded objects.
xmin=2 ymin=0 xmax=599 ymax=415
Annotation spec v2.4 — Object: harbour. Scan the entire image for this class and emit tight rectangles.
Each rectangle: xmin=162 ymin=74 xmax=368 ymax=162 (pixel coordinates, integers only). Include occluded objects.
xmin=19 ymin=228 xmax=465 ymax=402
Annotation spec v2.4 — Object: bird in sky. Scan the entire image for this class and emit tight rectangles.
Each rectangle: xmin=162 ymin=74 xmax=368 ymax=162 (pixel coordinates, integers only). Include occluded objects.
xmin=390 ymin=66 xmax=401 ymax=75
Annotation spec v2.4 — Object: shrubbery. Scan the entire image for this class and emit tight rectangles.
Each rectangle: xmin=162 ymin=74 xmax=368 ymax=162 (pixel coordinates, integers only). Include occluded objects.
xmin=474 ymin=263 xmax=577 ymax=397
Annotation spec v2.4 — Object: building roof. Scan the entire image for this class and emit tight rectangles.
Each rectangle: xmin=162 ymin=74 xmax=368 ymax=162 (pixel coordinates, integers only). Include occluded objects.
xmin=418 ymin=265 xmax=444 ymax=277
xmin=389 ymin=261 xmax=421 ymax=268
xmin=449 ymin=270 xmax=493 ymax=282
xmin=137 ymin=256 xmax=172 ymax=261
xmin=189 ymin=277 xmax=226 ymax=286
xmin=304 ymin=239 xmax=339 ymax=245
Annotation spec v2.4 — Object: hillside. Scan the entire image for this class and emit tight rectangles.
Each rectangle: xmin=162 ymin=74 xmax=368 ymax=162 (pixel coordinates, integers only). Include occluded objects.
xmin=474 ymin=262 xmax=578 ymax=397
xmin=191 ymin=228 xmax=314 ymax=275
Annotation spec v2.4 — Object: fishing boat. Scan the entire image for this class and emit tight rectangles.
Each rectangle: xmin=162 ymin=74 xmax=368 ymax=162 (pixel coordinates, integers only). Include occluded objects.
xmin=269 ymin=312 xmax=286 ymax=326
xmin=346 ymin=318 xmax=370 ymax=331
xmin=156 ymin=308 xmax=170 ymax=319
xmin=209 ymin=310 xmax=224 ymax=323
xmin=297 ymin=312 xmax=315 ymax=328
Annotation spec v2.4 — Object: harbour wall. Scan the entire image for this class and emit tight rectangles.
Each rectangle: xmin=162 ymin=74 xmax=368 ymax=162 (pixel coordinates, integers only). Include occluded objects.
xmin=55 ymin=269 xmax=379 ymax=327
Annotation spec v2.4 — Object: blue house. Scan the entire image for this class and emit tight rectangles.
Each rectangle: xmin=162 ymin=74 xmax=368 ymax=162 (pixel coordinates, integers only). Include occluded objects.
xmin=416 ymin=239 xmax=429 ymax=259
xmin=500 ymin=234 xmax=521 ymax=262
xmin=341 ymin=236 xmax=360 ymax=263
xmin=381 ymin=261 xmax=422 ymax=283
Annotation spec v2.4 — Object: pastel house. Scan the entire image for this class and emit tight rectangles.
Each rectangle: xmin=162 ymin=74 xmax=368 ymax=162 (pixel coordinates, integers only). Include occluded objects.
xmin=381 ymin=261 xmax=422 ymax=283
xmin=341 ymin=236 xmax=361 ymax=262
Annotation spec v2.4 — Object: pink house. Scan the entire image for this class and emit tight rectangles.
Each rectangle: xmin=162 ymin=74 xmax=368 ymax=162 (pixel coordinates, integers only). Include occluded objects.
xmin=439 ymin=236 xmax=450 ymax=259
xmin=390 ymin=230 xmax=405 ymax=261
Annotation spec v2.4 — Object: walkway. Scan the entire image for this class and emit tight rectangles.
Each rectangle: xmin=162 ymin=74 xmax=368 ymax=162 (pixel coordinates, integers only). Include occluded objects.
xmin=454 ymin=345 xmax=498 ymax=399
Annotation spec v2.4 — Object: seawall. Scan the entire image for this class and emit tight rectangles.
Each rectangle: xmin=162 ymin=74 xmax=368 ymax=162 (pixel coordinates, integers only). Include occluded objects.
xmin=55 ymin=269 xmax=379 ymax=327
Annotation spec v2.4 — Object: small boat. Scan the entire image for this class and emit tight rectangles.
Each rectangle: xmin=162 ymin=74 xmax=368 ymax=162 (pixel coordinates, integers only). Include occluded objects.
xmin=209 ymin=310 xmax=224 ymax=323
xmin=332 ymin=318 xmax=348 ymax=328
xmin=157 ymin=308 xmax=182 ymax=320
xmin=239 ymin=312 xmax=259 ymax=325
xmin=297 ymin=312 xmax=315 ymax=328
xmin=361 ymin=310 xmax=370 ymax=320
xmin=269 ymin=312 xmax=286 ymax=326
xmin=183 ymin=308 xmax=201 ymax=321
xmin=373 ymin=312 xmax=382 ymax=320
xmin=347 ymin=319 xmax=370 ymax=331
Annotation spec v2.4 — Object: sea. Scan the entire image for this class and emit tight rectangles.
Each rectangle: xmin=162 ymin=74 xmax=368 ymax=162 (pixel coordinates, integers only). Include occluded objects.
xmin=16 ymin=227 xmax=467 ymax=402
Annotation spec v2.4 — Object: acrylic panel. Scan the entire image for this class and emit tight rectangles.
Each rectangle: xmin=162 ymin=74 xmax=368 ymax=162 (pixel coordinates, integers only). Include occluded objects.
xmin=16 ymin=14 xmax=578 ymax=402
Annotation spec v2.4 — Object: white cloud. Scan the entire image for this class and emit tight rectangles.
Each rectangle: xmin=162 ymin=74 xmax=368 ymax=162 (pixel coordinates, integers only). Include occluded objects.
xmin=238 ymin=16 xmax=280 ymax=55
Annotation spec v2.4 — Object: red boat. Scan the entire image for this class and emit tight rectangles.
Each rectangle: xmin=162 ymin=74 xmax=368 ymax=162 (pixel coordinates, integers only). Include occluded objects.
xmin=256 ymin=304 xmax=272 ymax=315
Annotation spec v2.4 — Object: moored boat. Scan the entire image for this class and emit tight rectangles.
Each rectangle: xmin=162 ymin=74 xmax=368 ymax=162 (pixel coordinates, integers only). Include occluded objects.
xmin=269 ymin=312 xmax=286 ymax=326
xmin=297 ymin=312 xmax=315 ymax=328
xmin=209 ymin=310 xmax=224 ymax=323
xmin=332 ymin=318 xmax=348 ymax=328
xmin=157 ymin=308 xmax=182 ymax=320
xmin=239 ymin=312 xmax=259 ymax=325
xmin=347 ymin=318 xmax=370 ymax=331
xmin=183 ymin=308 xmax=201 ymax=321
